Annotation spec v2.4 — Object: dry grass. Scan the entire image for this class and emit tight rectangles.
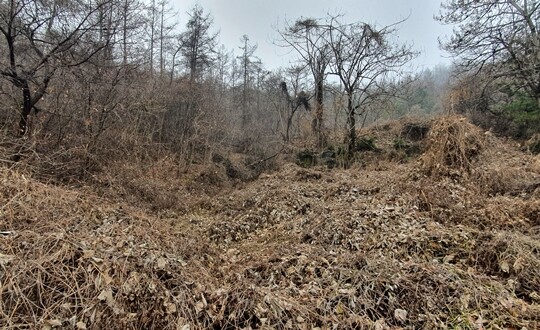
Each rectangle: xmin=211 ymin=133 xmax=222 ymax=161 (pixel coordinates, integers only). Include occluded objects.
xmin=420 ymin=115 xmax=486 ymax=177
xmin=1 ymin=115 xmax=540 ymax=329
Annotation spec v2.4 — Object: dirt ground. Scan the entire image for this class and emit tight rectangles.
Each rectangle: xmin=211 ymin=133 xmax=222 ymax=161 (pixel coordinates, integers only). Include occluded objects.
xmin=1 ymin=116 xmax=539 ymax=329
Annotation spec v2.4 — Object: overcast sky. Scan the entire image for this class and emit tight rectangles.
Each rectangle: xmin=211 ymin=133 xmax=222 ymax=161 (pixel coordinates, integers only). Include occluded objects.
xmin=173 ymin=0 xmax=454 ymax=71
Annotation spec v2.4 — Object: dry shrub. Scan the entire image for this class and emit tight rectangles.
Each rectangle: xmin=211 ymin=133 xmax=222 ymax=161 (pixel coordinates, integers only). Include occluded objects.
xmin=470 ymin=136 xmax=540 ymax=196
xmin=527 ymin=133 xmax=540 ymax=154
xmin=473 ymin=232 xmax=540 ymax=303
xmin=420 ymin=115 xmax=486 ymax=176
xmin=0 ymin=167 xmax=218 ymax=329
xmin=0 ymin=227 xmax=215 ymax=329
xmin=93 ymin=156 xmax=191 ymax=212
xmin=473 ymin=164 xmax=540 ymax=197
xmin=479 ymin=197 xmax=540 ymax=228
xmin=401 ymin=121 xmax=430 ymax=141
xmin=212 ymin=152 xmax=264 ymax=181
xmin=473 ymin=167 xmax=523 ymax=196
xmin=2 ymin=125 xmax=540 ymax=329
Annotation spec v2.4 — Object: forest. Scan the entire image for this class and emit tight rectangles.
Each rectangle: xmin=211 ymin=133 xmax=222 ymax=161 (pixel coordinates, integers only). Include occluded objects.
xmin=0 ymin=0 xmax=539 ymax=329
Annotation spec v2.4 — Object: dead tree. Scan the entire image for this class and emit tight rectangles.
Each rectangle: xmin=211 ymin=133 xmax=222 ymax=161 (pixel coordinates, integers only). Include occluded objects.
xmin=280 ymin=81 xmax=310 ymax=142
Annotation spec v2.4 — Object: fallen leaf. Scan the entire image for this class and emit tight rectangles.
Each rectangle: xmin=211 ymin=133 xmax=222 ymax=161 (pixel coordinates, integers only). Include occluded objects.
xmin=513 ymin=257 xmax=524 ymax=272
xmin=394 ymin=308 xmax=407 ymax=322
xmin=500 ymin=260 xmax=510 ymax=273
xmin=195 ymin=301 xmax=205 ymax=314
xmin=156 ymin=257 xmax=167 ymax=269
xmin=82 ymin=250 xmax=95 ymax=258
xmin=374 ymin=318 xmax=388 ymax=330
xmin=335 ymin=302 xmax=345 ymax=314
xmin=0 ymin=253 xmax=15 ymax=266
xmin=443 ymin=254 xmax=455 ymax=263
xmin=165 ymin=302 xmax=177 ymax=314
xmin=97 ymin=287 xmax=119 ymax=313
xmin=530 ymin=291 xmax=540 ymax=302
xmin=98 ymin=288 xmax=113 ymax=302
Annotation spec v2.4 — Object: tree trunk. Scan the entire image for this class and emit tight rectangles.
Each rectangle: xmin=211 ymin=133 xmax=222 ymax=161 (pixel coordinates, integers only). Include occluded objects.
xmin=286 ymin=115 xmax=293 ymax=142
xmin=122 ymin=0 xmax=128 ymax=66
xmin=19 ymin=81 xmax=33 ymax=136
xmin=159 ymin=0 xmax=165 ymax=77
xmin=149 ymin=0 xmax=156 ymax=76
xmin=314 ymin=77 xmax=325 ymax=148
xmin=346 ymin=94 xmax=356 ymax=160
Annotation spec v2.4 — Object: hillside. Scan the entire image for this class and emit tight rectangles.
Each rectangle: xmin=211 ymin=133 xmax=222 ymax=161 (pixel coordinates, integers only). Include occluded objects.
xmin=1 ymin=116 xmax=540 ymax=329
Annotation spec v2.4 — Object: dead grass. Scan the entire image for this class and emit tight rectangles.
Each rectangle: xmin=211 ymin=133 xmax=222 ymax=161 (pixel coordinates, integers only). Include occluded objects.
xmin=1 ymin=115 xmax=540 ymax=329
xmin=420 ymin=115 xmax=486 ymax=177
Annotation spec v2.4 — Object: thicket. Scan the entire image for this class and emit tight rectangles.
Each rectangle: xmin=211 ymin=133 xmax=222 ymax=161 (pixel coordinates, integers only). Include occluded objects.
xmin=2 ymin=0 xmax=539 ymax=183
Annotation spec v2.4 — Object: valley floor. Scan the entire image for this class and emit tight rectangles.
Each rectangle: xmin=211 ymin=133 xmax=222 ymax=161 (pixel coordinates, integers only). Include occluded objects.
xmin=1 ymin=118 xmax=540 ymax=329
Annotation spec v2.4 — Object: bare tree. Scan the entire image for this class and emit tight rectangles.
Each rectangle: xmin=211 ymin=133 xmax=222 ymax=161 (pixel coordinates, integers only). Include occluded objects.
xmin=437 ymin=0 xmax=540 ymax=107
xmin=147 ymin=0 xmax=156 ymax=75
xmin=326 ymin=17 xmax=416 ymax=160
xmin=278 ymin=18 xmax=331 ymax=148
xmin=179 ymin=4 xmax=218 ymax=83
xmin=0 ymin=0 xmax=114 ymax=136
xmin=271 ymin=65 xmax=311 ymax=142
xmin=120 ymin=0 xmax=137 ymax=65
xmin=157 ymin=0 xmax=176 ymax=78
xmin=238 ymin=35 xmax=260 ymax=129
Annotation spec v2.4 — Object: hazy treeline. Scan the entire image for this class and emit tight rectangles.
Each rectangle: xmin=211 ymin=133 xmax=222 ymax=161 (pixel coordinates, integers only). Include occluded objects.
xmin=0 ymin=0 xmax=450 ymax=171
xmin=4 ymin=0 xmax=534 ymax=175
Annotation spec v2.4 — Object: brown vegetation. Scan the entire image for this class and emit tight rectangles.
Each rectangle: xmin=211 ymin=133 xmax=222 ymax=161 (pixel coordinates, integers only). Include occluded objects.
xmin=420 ymin=115 xmax=486 ymax=177
xmin=1 ymin=116 xmax=539 ymax=329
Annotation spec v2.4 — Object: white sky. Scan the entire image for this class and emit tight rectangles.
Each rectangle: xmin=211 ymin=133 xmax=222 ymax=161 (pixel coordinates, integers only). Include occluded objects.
xmin=172 ymin=0 xmax=454 ymax=71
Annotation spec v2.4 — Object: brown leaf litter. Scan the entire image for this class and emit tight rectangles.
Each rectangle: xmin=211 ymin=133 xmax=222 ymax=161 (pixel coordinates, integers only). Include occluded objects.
xmin=1 ymin=116 xmax=540 ymax=329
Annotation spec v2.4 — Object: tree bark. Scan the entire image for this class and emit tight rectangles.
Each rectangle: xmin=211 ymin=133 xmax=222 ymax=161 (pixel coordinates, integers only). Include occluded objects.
xmin=314 ymin=78 xmax=325 ymax=148
xmin=19 ymin=81 xmax=33 ymax=136
xmin=346 ymin=94 xmax=356 ymax=160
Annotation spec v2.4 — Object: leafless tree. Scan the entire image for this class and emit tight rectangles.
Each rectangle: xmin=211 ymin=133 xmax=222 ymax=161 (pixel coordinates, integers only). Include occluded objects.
xmin=0 ymin=0 xmax=114 ymax=136
xmin=178 ymin=4 xmax=218 ymax=83
xmin=437 ymin=0 xmax=540 ymax=107
xmin=279 ymin=66 xmax=311 ymax=142
xmin=278 ymin=17 xmax=331 ymax=148
xmin=325 ymin=17 xmax=416 ymax=160
xmin=237 ymin=35 xmax=260 ymax=129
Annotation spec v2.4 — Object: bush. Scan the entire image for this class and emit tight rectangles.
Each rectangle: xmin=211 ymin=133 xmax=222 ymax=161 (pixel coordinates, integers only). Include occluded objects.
xmin=401 ymin=122 xmax=430 ymax=141
xmin=393 ymin=137 xmax=409 ymax=150
xmin=420 ymin=116 xmax=486 ymax=176
xmin=501 ymin=93 xmax=540 ymax=138
xmin=296 ymin=149 xmax=316 ymax=167
xmin=527 ymin=134 xmax=540 ymax=155
xmin=356 ymin=136 xmax=378 ymax=151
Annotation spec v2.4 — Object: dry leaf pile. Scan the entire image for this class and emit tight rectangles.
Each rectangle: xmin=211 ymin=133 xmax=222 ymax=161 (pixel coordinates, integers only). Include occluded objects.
xmin=1 ymin=116 xmax=540 ymax=329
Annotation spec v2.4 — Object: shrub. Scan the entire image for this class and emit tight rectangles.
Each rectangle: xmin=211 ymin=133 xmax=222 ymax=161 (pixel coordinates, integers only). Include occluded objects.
xmin=356 ymin=136 xmax=378 ymax=151
xmin=393 ymin=137 xmax=410 ymax=150
xmin=420 ymin=116 xmax=486 ymax=176
xmin=296 ymin=149 xmax=316 ymax=167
